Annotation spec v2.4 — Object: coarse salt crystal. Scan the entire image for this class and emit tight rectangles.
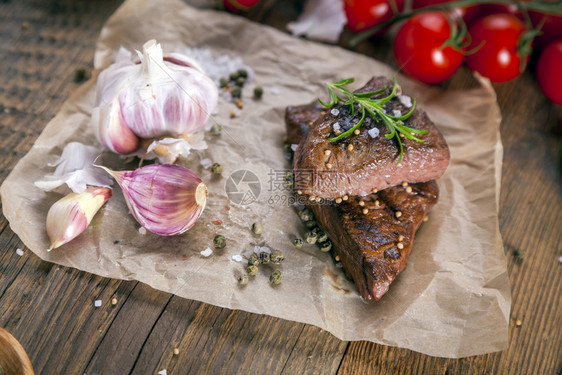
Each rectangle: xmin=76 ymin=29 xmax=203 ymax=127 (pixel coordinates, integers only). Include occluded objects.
xmin=200 ymin=158 xmax=213 ymax=169
xmin=16 ymin=248 xmax=24 ymax=256
xmin=399 ymin=95 xmax=412 ymax=108
xmin=368 ymin=128 xmax=380 ymax=138
xmin=232 ymin=255 xmax=243 ymax=262
xmin=158 ymin=370 xmax=167 ymax=375
xmin=94 ymin=300 xmax=102 ymax=307
xmin=291 ymin=144 xmax=298 ymax=152
xmin=200 ymin=247 xmax=213 ymax=257
xmin=259 ymin=246 xmax=271 ymax=254
xmin=333 ymin=122 xmax=341 ymax=132
xmin=558 ymin=255 xmax=562 ymax=264
xmin=393 ymin=109 xmax=402 ymax=117
xmin=330 ymin=108 xmax=339 ymax=116
xmin=138 ymin=227 xmax=147 ymax=235
xmin=270 ymin=86 xmax=280 ymax=95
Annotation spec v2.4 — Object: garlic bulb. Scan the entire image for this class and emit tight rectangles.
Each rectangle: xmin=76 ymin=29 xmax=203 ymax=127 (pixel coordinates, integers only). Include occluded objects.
xmin=100 ymin=164 xmax=207 ymax=236
xmin=46 ymin=187 xmax=112 ymax=251
xmin=92 ymin=40 xmax=218 ymax=155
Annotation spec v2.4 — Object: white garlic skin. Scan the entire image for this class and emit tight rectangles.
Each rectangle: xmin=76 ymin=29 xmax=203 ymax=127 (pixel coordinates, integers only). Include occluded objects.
xmin=46 ymin=187 xmax=112 ymax=251
xmin=93 ymin=40 xmax=218 ymax=154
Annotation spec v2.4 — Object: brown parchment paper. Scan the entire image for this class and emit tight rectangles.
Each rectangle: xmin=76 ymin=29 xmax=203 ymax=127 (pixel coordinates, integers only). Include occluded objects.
xmin=0 ymin=0 xmax=510 ymax=358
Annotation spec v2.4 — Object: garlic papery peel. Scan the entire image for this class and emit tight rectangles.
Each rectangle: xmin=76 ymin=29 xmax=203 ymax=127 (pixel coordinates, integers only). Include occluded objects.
xmin=46 ymin=187 xmax=112 ymax=251
xmin=35 ymin=142 xmax=113 ymax=193
xmin=100 ymin=164 xmax=207 ymax=236
xmin=287 ymin=0 xmax=346 ymax=43
xmin=93 ymin=40 xmax=218 ymax=154
xmin=139 ymin=133 xmax=208 ymax=164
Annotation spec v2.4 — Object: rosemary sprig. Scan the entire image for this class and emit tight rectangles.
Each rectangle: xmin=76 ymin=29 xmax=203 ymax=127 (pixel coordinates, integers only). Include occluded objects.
xmin=319 ymin=77 xmax=426 ymax=164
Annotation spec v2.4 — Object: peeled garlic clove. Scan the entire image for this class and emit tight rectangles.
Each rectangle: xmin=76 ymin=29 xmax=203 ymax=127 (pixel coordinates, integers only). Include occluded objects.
xmin=46 ymin=187 xmax=112 ymax=251
xmin=101 ymin=164 xmax=207 ymax=236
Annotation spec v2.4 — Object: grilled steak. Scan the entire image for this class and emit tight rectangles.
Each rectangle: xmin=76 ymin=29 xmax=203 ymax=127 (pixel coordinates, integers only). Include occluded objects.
xmin=310 ymin=182 xmax=438 ymax=301
xmin=285 ymin=91 xmax=442 ymax=301
xmin=292 ymin=76 xmax=450 ymax=200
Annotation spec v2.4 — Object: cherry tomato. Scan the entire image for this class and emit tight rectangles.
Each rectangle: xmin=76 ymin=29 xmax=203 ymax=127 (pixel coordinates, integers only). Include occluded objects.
xmin=536 ymin=40 xmax=562 ymax=105
xmin=223 ymin=0 xmax=261 ymax=12
xmin=529 ymin=10 xmax=562 ymax=50
xmin=344 ymin=0 xmax=405 ymax=34
xmin=412 ymin=0 xmax=481 ymax=26
xmin=466 ymin=14 xmax=530 ymax=83
xmin=393 ymin=11 xmax=465 ymax=84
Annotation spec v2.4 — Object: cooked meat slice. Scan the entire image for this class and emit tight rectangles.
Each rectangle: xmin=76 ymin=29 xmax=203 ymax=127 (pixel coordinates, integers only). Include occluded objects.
xmin=310 ymin=181 xmax=438 ymax=301
xmin=292 ymin=76 xmax=450 ymax=200
xmin=285 ymin=102 xmax=325 ymax=145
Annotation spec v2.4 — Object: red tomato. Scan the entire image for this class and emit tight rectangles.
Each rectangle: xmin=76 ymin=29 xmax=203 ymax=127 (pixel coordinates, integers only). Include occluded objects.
xmin=536 ymin=40 xmax=562 ymax=105
xmin=412 ymin=0 xmax=481 ymax=25
xmin=466 ymin=14 xmax=529 ymax=83
xmin=393 ymin=11 xmax=465 ymax=84
xmin=223 ymin=0 xmax=261 ymax=12
xmin=344 ymin=0 xmax=405 ymax=34
xmin=529 ymin=11 xmax=562 ymax=50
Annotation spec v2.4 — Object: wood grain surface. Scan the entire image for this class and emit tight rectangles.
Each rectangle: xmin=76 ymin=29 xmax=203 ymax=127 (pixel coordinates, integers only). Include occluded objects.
xmin=1 ymin=0 xmax=561 ymax=374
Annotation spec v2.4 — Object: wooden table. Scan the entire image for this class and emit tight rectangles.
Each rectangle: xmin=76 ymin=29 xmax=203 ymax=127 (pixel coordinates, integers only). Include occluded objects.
xmin=1 ymin=1 xmax=560 ymax=373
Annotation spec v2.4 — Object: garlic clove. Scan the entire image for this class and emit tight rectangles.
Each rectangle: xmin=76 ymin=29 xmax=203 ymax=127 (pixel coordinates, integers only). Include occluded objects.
xmin=92 ymin=100 xmax=140 ymax=154
xmin=100 ymin=164 xmax=207 ymax=236
xmin=46 ymin=187 xmax=112 ymax=251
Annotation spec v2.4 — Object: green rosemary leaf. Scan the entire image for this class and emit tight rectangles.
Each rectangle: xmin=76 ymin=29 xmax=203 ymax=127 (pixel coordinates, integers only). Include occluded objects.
xmin=318 ymin=76 xmax=425 ymax=164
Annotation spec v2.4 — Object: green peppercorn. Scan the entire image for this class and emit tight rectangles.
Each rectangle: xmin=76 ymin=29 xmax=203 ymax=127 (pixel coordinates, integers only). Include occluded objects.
xmin=248 ymin=253 xmax=260 ymax=266
xmin=319 ymin=240 xmax=332 ymax=252
xmin=259 ymin=252 xmax=270 ymax=264
xmin=293 ymin=238 xmax=303 ymax=248
xmin=252 ymin=222 xmax=263 ymax=235
xmin=270 ymin=270 xmax=282 ymax=285
xmin=210 ymin=123 xmax=222 ymax=135
xmin=231 ymin=86 xmax=242 ymax=99
xmin=305 ymin=220 xmax=317 ymax=229
xmin=284 ymin=172 xmax=293 ymax=186
xmin=283 ymin=143 xmax=293 ymax=155
xmin=305 ymin=231 xmax=318 ymax=244
xmin=74 ymin=67 xmax=87 ymax=82
xmin=317 ymin=230 xmax=328 ymax=243
xmin=213 ymin=234 xmax=226 ymax=248
xmin=211 ymin=162 xmax=223 ymax=175
xmin=270 ymin=250 xmax=285 ymax=264
xmin=230 ymin=71 xmax=240 ymax=81
xmin=238 ymin=69 xmax=248 ymax=78
xmin=247 ymin=264 xmax=258 ymax=276
xmin=299 ymin=209 xmax=313 ymax=222
xmin=219 ymin=77 xmax=229 ymax=88
xmin=238 ymin=274 xmax=249 ymax=286
xmin=236 ymin=77 xmax=245 ymax=87
xmin=253 ymin=86 xmax=263 ymax=100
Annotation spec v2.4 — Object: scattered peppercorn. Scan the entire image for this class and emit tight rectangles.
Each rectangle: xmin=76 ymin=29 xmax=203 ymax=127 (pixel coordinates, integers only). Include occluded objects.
xmin=299 ymin=209 xmax=313 ymax=222
xmin=319 ymin=240 xmax=332 ymax=252
xmin=259 ymin=252 xmax=270 ymax=264
xmin=213 ymin=234 xmax=226 ymax=248
xmin=230 ymin=71 xmax=240 ymax=81
xmin=248 ymin=253 xmax=260 ymax=266
xmin=305 ymin=231 xmax=318 ymax=244
xmin=236 ymin=77 xmax=246 ymax=87
xmin=219 ymin=77 xmax=229 ymax=88
xmin=238 ymin=274 xmax=249 ymax=285
xmin=74 ymin=67 xmax=87 ymax=82
xmin=173 ymin=348 xmax=180 ymax=355
xmin=238 ymin=69 xmax=248 ymax=78
xmin=252 ymin=222 xmax=263 ymax=235
xmin=211 ymin=163 xmax=223 ymax=175
xmin=210 ymin=123 xmax=222 ymax=135
xmin=305 ymin=220 xmax=317 ymax=229
xmin=316 ymin=230 xmax=328 ymax=243
xmin=246 ymin=264 xmax=258 ymax=276
xmin=270 ymin=250 xmax=285 ymax=264
xmin=231 ymin=86 xmax=242 ymax=98
xmin=294 ymin=238 xmax=303 ymax=248
xmin=253 ymin=86 xmax=263 ymax=100
xmin=513 ymin=249 xmax=525 ymax=262
xmin=270 ymin=270 xmax=282 ymax=285
xmin=284 ymin=171 xmax=294 ymax=186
